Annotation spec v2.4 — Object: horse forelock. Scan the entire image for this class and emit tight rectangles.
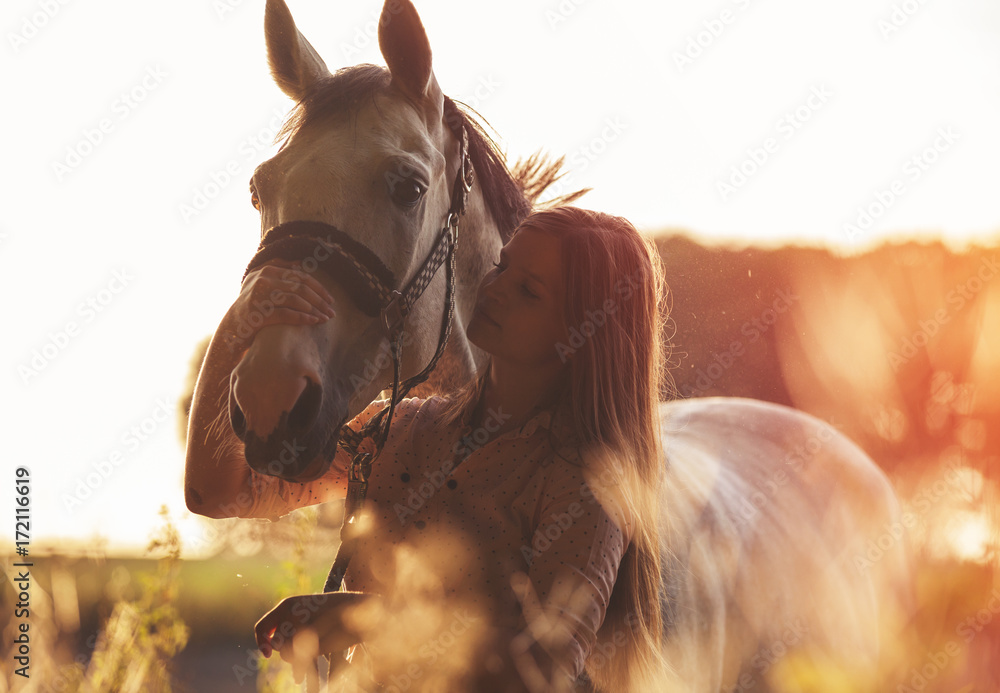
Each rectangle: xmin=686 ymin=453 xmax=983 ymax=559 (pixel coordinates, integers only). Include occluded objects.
xmin=275 ymin=63 xmax=575 ymax=242
xmin=276 ymin=64 xmax=392 ymax=143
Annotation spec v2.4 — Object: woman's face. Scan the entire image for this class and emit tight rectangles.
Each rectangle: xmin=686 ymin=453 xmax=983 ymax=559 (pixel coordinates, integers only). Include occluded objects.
xmin=467 ymin=227 xmax=569 ymax=369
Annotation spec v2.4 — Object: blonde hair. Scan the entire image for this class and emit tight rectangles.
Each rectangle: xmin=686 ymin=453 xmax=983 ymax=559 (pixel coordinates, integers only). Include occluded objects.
xmin=445 ymin=206 xmax=672 ymax=689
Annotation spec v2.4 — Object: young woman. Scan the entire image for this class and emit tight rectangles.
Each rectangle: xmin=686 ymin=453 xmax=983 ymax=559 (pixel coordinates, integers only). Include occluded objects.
xmin=195 ymin=206 xmax=672 ymax=691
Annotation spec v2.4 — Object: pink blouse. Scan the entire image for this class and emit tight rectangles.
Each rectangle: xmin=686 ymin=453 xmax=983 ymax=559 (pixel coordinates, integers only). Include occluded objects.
xmin=247 ymin=396 xmax=631 ymax=682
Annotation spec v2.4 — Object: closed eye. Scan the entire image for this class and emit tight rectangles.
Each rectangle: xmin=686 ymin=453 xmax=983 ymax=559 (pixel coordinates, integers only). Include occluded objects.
xmin=493 ymin=256 xmax=540 ymax=298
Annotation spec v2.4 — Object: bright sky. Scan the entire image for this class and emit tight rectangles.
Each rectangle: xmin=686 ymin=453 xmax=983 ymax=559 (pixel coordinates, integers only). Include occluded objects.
xmin=3 ymin=0 xmax=999 ymax=556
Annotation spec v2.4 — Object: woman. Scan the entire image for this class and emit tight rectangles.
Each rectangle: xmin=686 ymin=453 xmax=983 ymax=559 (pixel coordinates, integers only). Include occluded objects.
xmin=211 ymin=207 xmax=671 ymax=691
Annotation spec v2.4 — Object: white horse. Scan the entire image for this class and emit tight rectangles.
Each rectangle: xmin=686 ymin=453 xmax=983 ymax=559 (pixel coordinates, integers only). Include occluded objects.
xmin=185 ymin=1 xmax=912 ymax=690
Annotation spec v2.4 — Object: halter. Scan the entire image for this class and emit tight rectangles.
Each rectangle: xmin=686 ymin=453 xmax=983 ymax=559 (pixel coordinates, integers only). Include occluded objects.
xmin=241 ymin=104 xmax=474 ymax=599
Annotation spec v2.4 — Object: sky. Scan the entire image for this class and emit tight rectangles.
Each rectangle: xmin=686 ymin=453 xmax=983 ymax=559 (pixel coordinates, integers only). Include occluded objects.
xmin=2 ymin=0 xmax=1000 ymax=556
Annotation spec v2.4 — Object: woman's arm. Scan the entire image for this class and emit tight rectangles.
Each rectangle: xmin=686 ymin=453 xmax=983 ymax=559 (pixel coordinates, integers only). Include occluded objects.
xmin=510 ymin=467 xmax=632 ymax=686
xmin=183 ymin=314 xmax=258 ymax=518
xmin=184 ymin=263 xmax=349 ymax=519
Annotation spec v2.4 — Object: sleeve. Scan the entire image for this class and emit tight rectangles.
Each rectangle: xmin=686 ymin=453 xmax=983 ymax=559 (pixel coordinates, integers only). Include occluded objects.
xmin=243 ymin=397 xmax=391 ymax=520
xmin=516 ymin=462 xmax=632 ymax=681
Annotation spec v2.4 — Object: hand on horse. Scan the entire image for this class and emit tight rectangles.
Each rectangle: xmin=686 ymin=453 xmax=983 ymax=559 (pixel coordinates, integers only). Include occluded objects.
xmin=222 ymin=260 xmax=337 ymax=348
xmin=254 ymin=591 xmax=384 ymax=683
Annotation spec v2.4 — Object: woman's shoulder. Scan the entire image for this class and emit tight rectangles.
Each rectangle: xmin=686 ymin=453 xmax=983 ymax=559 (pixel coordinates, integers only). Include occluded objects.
xmin=539 ymin=444 xmax=631 ymax=503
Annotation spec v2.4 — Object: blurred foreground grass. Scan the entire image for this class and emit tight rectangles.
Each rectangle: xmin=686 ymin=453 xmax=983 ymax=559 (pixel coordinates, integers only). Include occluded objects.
xmin=0 ymin=490 xmax=1000 ymax=693
xmin=0 ymin=506 xmax=334 ymax=693
xmin=2 ymin=509 xmax=998 ymax=692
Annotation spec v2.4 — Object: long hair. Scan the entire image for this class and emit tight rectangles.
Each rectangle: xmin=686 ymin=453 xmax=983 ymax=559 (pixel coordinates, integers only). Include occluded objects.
xmin=529 ymin=207 xmax=671 ymax=690
xmin=444 ymin=206 xmax=672 ymax=689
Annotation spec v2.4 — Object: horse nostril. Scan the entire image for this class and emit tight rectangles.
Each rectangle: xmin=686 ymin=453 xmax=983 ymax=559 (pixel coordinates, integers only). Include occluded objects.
xmin=288 ymin=378 xmax=322 ymax=433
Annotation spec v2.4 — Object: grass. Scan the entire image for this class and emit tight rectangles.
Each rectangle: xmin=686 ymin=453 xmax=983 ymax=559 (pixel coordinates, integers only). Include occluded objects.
xmin=0 ymin=505 xmax=334 ymax=692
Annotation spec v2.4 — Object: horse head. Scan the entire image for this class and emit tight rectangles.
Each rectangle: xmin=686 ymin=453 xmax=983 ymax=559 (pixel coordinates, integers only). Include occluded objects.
xmin=226 ymin=0 xmax=546 ymax=482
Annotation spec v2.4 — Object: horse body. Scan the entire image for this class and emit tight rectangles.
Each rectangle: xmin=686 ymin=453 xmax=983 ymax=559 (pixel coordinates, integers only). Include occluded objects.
xmin=199 ymin=0 xmax=912 ymax=689
xmin=658 ymin=397 xmax=908 ymax=690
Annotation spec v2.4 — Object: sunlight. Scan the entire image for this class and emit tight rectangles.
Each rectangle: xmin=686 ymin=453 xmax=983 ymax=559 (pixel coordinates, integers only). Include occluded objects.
xmin=947 ymin=510 xmax=994 ymax=564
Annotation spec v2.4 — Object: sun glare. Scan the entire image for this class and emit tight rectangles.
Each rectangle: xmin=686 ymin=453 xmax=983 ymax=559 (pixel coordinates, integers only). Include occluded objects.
xmin=947 ymin=510 xmax=994 ymax=564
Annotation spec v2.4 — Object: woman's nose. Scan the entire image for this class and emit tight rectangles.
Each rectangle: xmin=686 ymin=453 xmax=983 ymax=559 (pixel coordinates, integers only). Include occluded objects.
xmin=480 ymin=271 xmax=508 ymax=304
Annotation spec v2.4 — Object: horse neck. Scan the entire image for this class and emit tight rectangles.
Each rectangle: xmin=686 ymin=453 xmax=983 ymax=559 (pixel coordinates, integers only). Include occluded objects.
xmin=413 ymin=186 xmax=502 ymax=397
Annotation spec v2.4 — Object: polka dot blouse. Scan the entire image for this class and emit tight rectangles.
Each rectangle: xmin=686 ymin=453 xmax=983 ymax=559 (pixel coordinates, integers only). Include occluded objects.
xmin=247 ymin=396 xmax=632 ymax=681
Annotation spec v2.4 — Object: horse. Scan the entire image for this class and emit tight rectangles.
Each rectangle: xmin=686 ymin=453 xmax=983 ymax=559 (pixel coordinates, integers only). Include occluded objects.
xmin=184 ymin=0 xmax=913 ymax=690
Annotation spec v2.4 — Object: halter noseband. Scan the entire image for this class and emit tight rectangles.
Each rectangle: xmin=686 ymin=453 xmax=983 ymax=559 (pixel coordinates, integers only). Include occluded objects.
xmin=240 ymin=104 xmax=474 ymax=600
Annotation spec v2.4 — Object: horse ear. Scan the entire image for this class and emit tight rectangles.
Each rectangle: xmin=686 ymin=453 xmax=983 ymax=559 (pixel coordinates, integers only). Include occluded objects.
xmin=265 ymin=0 xmax=331 ymax=101
xmin=378 ymin=0 xmax=438 ymax=102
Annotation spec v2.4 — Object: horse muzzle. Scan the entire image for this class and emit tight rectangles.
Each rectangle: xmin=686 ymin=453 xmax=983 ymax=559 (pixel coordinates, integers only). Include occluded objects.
xmin=229 ymin=356 xmax=349 ymax=482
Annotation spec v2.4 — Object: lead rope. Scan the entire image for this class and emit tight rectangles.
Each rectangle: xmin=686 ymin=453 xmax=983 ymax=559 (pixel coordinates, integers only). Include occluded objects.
xmin=319 ymin=224 xmax=458 ymax=693
xmin=311 ymin=123 xmax=469 ymax=692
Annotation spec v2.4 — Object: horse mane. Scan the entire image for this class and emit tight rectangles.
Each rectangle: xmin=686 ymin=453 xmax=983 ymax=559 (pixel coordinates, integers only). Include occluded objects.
xmin=277 ymin=64 xmax=585 ymax=242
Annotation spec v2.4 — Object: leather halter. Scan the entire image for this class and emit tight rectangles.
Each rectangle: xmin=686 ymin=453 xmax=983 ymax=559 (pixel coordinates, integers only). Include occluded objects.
xmin=240 ymin=103 xmax=474 ymax=596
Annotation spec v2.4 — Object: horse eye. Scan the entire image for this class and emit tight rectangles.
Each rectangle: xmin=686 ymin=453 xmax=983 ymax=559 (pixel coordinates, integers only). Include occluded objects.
xmin=390 ymin=178 xmax=426 ymax=207
xmin=250 ymin=187 xmax=261 ymax=211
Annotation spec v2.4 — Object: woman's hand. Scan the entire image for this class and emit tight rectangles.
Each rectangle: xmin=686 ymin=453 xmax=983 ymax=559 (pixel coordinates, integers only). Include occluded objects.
xmin=222 ymin=261 xmax=337 ymax=349
xmin=254 ymin=591 xmax=384 ymax=683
